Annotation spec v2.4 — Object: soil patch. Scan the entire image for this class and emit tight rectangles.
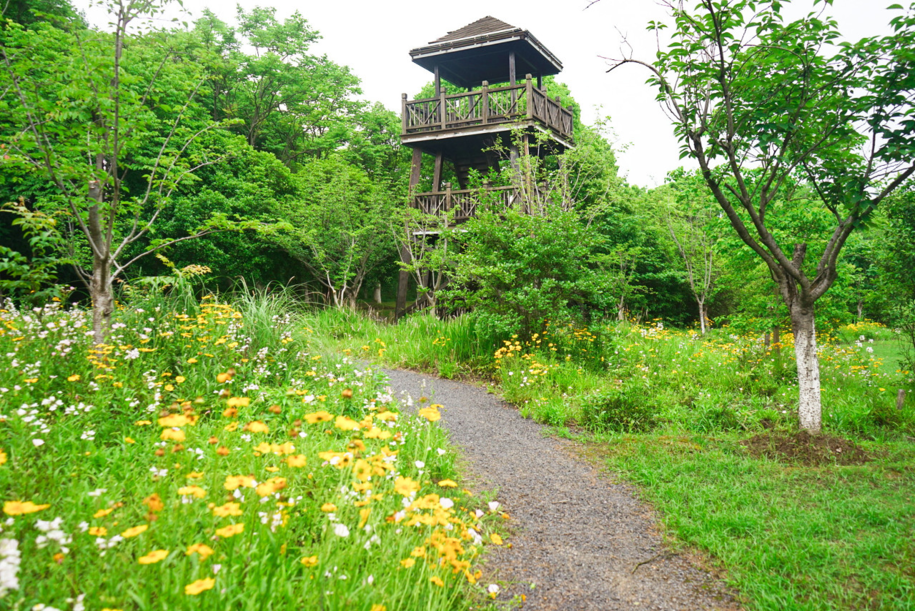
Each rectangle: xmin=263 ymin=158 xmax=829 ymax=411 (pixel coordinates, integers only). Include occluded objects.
xmin=741 ymin=430 xmax=872 ymax=466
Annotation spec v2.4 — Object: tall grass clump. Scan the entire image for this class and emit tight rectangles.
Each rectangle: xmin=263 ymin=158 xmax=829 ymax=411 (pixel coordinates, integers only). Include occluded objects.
xmin=0 ymin=288 xmax=504 ymax=610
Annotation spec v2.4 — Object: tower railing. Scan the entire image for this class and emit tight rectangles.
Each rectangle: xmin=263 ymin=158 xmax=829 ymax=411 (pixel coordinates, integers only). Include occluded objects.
xmin=412 ymin=185 xmax=520 ymax=221
xmin=402 ymin=76 xmax=574 ymax=142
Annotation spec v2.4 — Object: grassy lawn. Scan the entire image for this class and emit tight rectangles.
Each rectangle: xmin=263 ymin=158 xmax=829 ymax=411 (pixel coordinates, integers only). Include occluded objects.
xmin=585 ymin=432 xmax=915 ymax=610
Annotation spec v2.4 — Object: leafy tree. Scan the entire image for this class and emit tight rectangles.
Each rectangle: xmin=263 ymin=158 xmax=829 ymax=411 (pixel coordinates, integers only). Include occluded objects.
xmin=0 ymin=0 xmax=263 ymax=342
xmin=607 ymin=0 xmax=915 ymax=432
xmin=273 ymin=156 xmax=394 ymax=307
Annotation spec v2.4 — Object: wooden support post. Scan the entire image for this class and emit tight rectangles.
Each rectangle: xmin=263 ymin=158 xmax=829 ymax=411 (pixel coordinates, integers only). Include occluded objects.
xmin=409 ymin=148 xmax=422 ymax=190
xmin=397 ymin=148 xmax=424 ymax=321
xmin=394 ymin=244 xmax=412 ymax=322
xmin=444 ymin=182 xmax=452 ymax=214
xmin=440 ymin=89 xmax=447 ymax=131
xmin=432 ymin=152 xmax=443 ymax=192
xmin=433 ymin=64 xmax=441 ymax=97
xmin=509 ymin=51 xmax=517 ymax=110
xmin=537 ymin=74 xmax=543 ymax=90
xmin=525 ymin=74 xmax=533 ymax=119
xmin=401 ymin=93 xmax=408 ymax=135
xmin=898 ymin=389 xmax=907 ymax=411
xmin=481 ymin=81 xmax=489 ymax=124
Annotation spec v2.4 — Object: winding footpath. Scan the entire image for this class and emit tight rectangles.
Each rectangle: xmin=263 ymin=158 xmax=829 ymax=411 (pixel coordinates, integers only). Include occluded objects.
xmin=383 ymin=368 xmax=740 ymax=611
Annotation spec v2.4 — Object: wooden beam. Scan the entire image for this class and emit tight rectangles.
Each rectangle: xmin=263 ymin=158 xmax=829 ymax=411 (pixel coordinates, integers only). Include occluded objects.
xmin=509 ymin=51 xmax=516 ymax=85
xmin=434 ymin=65 xmax=441 ymax=97
xmin=409 ymin=148 xmax=423 ymax=189
xmin=432 ymin=152 xmax=443 ymax=191
xmin=537 ymin=74 xmax=543 ymax=90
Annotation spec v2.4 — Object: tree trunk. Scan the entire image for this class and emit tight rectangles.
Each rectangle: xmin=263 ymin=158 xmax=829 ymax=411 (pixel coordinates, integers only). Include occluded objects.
xmin=790 ymin=303 xmax=822 ymax=433
xmin=617 ymin=296 xmax=626 ymax=321
xmin=90 ymin=254 xmax=114 ymax=345
xmin=698 ymin=300 xmax=707 ymax=335
xmin=373 ymin=283 xmax=382 ymax=304
xmin=857 ymin=299 xmax=864 ymax=321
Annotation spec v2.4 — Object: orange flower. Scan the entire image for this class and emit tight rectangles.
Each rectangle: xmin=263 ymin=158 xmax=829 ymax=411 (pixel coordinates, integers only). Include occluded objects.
xmin=158 ymin=414 xmax=191 ymax=427
xmin=224 ymin=475 xmax=256 ymax=491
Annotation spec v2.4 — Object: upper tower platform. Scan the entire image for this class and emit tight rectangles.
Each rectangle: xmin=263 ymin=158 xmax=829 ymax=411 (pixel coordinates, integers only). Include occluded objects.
xmin=401 ymin=17 xmax=574 ymax=155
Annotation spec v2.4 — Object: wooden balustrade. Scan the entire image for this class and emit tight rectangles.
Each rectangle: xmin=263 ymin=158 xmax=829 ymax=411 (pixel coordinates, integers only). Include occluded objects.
xmin=403 ymin=78 xmax=574 ymax=142
xmin=411 ymin=185 xmax=520 ymax=221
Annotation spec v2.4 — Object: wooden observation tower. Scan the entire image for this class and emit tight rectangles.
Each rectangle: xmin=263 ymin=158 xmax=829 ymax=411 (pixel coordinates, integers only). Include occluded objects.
xmin=395 ymin=16 xmax=575 ymax=318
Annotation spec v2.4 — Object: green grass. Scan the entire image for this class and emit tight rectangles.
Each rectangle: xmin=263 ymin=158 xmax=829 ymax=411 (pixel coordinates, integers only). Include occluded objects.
xmin=591 ymin=432 xmax=915 ymax=610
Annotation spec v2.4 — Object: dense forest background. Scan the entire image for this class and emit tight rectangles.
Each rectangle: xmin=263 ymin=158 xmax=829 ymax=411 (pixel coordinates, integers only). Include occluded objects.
xmin=1 ymin=0 xmax=913 ymax=344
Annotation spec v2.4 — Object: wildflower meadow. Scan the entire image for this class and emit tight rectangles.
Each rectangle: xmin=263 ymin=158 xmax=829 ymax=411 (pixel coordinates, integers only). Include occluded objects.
xmin=0 ymin=291 xmax=503 ymax=610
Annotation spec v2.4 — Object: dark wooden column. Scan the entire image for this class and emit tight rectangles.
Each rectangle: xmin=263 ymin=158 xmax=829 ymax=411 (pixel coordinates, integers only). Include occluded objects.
xmin=432 ymin=152 xmax=443 ymax=192
xmin=434 ymin=65 xmax=441 ymax=97
xmin=396 ymin=148 xmax=424 ymax=321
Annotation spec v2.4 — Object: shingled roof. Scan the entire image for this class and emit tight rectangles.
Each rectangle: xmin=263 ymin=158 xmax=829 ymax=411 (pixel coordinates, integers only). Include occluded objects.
xmin=429 ymin=16 xmax=520 ymax=44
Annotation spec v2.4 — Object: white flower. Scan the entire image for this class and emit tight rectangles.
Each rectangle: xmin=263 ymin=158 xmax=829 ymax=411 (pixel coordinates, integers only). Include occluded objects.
xmin=439 ymin=498 xmax=454 ymax=509
xmin=333 ymin=524 xmax=350 ymax=538
xmin=488 ymin=501 xmax=500 ymax=512
xmin=487 ymin=584 xmax=500 ymax=595
xmin=124 ymin=349 xmax=140 ymax=360
xmin=437 ymin=448 xmax=447 ymax=456
xmin=414 ymin=461 xmax=425 ymax=469
xmin=212 ymin=564 xmax=222 ymax=574
xmin=32 ymin=439 xmax=44 ymax=447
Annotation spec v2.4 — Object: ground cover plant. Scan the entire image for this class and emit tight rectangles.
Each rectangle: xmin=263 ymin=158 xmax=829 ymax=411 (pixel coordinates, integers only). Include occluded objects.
xmin=0 ymin=288 xmax=505 ymax=610
xmin=315 ymin=307 xmax=915 ymax=610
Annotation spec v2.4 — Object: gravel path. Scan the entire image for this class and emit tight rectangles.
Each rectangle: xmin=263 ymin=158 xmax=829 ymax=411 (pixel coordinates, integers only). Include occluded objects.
xmin=382 ymin=368 xmax=740 ymax=611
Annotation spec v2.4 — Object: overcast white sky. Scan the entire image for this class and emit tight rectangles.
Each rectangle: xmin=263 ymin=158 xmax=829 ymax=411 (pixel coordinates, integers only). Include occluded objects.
xmin=76 ymin=0 xmax=896 ymax=187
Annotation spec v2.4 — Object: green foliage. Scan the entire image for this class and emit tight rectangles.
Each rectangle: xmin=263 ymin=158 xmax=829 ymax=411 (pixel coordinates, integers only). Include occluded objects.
xmin=580 ymin=384 xmax=657 ymax=433
xmin=0 ymin=199 xmax=70 ymax=307
xmin=443 ymin=203 xmax=610 ymax=338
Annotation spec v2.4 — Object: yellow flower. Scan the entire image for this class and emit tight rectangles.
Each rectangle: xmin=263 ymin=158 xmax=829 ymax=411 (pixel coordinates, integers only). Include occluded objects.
xmin=256 ymin=477 xmax=287 ymax=497
xmin=3 ymin=501 xmax=50 ymax=516
xmin=394 ymin=477 xmax=420 ymax=497
xmin=124 ymin=437 xmax=136 ymax=444
xmin=418 ymin=407 xmax=441 ymax=422
xmin=160 ymin=428 xmax=186 ymax=442
xmin=300 ymin=555 xmax=318 ymax=567
xmin=215 ymin=523 xmax=244 ymax=538
xmin=177 ymin=486 xmax=206 ymax=499
xmin=490 ymin=533 xmax=503 ymax=545
xmin=134 ymin=420 xmax=152 ymax=426
xmin=245 ymin=421 xmax=269 ymax=434
xmin=437 ymin=479 xmax=457 ymax=488
xmin=364 ymin=427 xmax=391 ymax=440
xmin=224 ymin=422 xmax=239 ymax=432
xmin=0 ymin=450 xmax=6 ymax=466
xmin=67 ymin=374 xmax=80 ymax=382
xmin=430 ymin=576 xmax=444 ymax=587
xmin=187 ymin=358 xmax=198 ymax=364
xmin=375 ymin=411 xmax=398 ymax=422
xmin=353 ymin=459 xmax=372 ymax=482
xmin=212 ymin=502 xmax=243 ymax=517
xmin=286 ymin=455 xmax=307 ymax=468
xmin=359 ymin=507 xmax=372 ymax=529
xmin=138 ymin=549 xmax=169 ymax=565
xmin=186 ymin=543 xmax=215 ymax=561
xmin=93 ymin=507 xmax=114 ymax=518
xmin=88 ymin=526 xmax=107 ymax=536
xmin=224 ymin=475 xmax=256 ymax=491
xmin=175 ymin=376 xmax=186 ymax=384
xmin=334 ymin=416 xmax=359 ymax=431
xmin=226 ymin=396 xmax=251 ymax=408
xmin=411 ymin=546 xmax=426 ymax=558
xmin=121 ymin=524 xmax=149 ymax=538
xmin=303 ymin=411 xmax=333 ymax=424
xmin=186 ymin=472 xmax=204 ymax=479
xmin=158 ymin=414 xmax=191 ymax=427
xmin=321 ymin=503 xmax=337 ymax=513
xmin=370 ymin=605 xmax=386 ymax=611
xmin=184 ymin=577 xmax=215 ymax=595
